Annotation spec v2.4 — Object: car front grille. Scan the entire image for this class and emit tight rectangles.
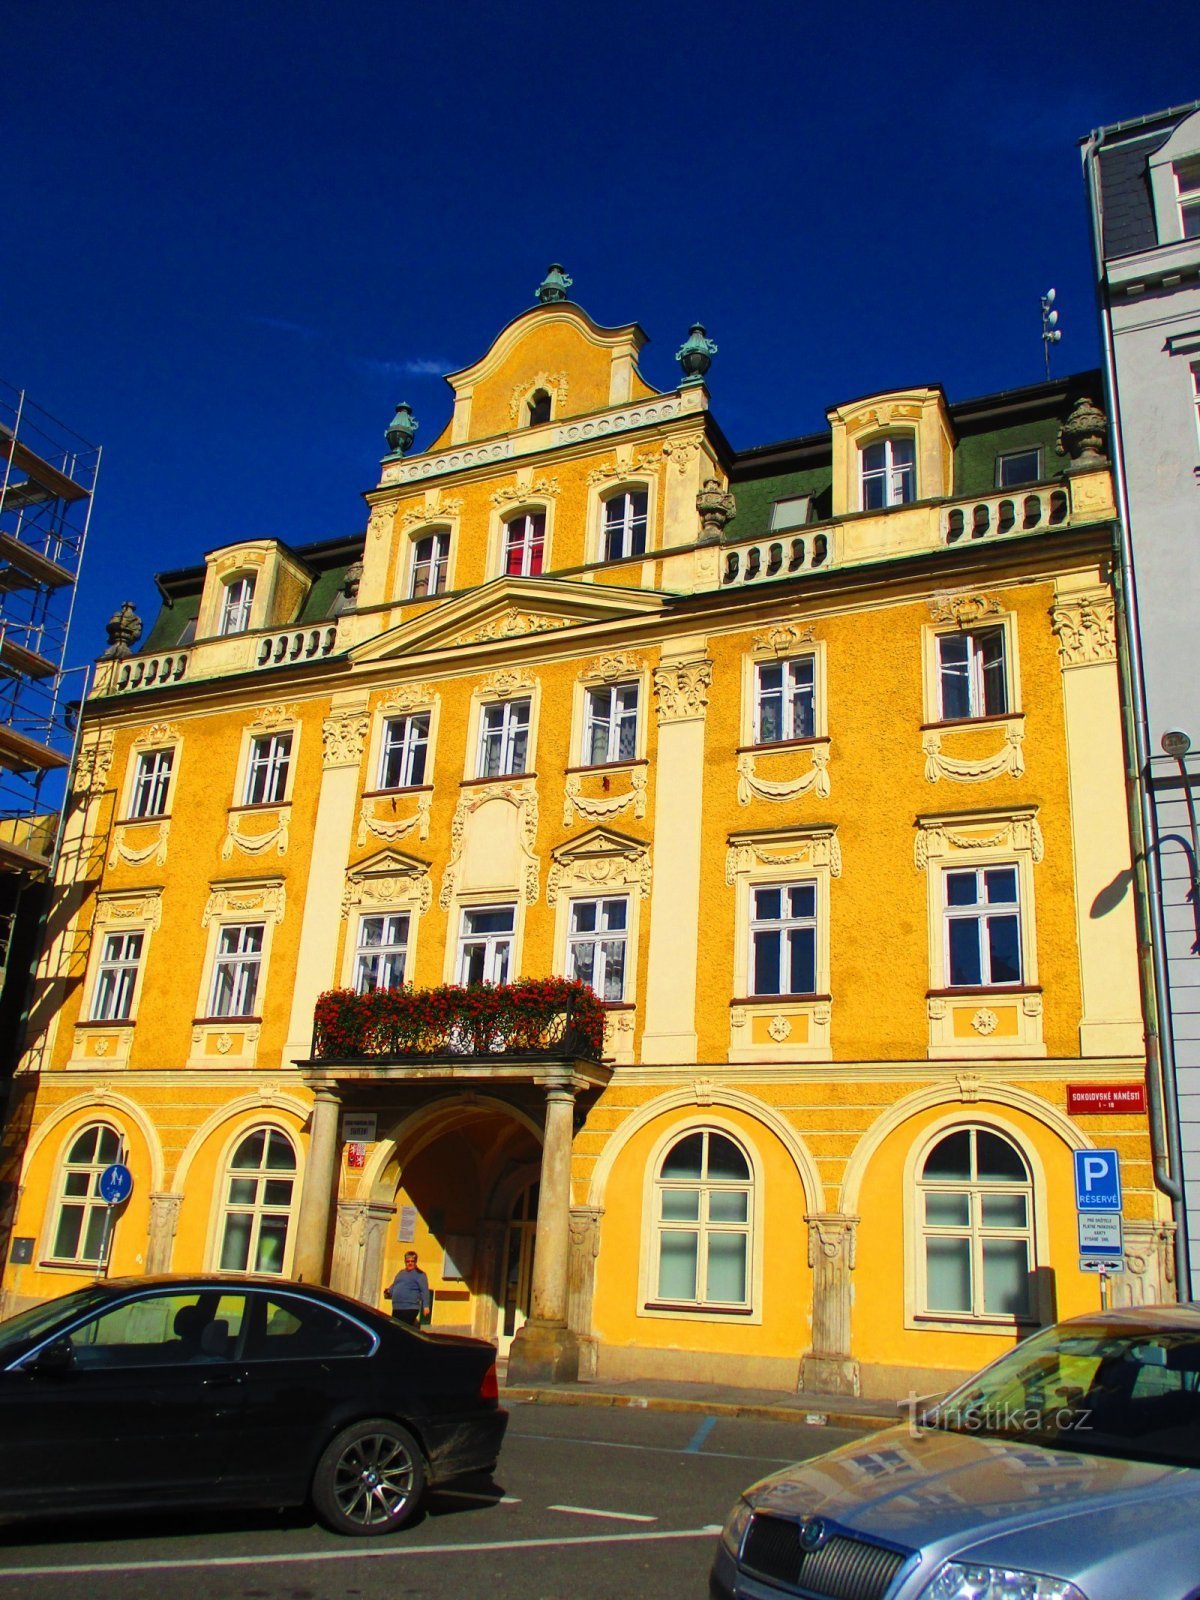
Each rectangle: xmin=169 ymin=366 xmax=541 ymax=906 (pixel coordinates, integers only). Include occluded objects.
xmin=741 ymin=1512 xmax=908 ymax=1600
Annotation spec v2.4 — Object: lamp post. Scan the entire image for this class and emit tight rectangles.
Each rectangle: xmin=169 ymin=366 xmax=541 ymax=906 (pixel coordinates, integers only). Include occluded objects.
xmin=1161 ymin=730 xmax=1200 ymax=907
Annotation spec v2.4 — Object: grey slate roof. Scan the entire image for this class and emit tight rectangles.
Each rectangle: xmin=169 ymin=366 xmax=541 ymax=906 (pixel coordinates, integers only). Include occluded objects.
xmin=1098 ymin=130 xmax=1170 ymax=259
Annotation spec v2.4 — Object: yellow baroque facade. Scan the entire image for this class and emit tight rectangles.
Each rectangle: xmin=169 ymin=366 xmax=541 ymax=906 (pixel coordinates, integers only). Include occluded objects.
xmin=0 ymin=278 xmax=1168 ymax=1399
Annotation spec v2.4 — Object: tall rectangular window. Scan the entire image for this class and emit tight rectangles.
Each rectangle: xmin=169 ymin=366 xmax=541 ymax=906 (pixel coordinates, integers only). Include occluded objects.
xmin=411 ymin=532 xmax=450 ymax=598
xmin=944 ymin=866 xmax=1022 ymax=987
xmin=937 ymin=629 xmax=1007 ymax=720
xmin=749 ymin=882 xmax=817 ymax=996
xmin=130 ymin=749 xmax=174 ymax=819
xmin=378 ymin=713 xmax=429 ymax=790
xmin=602 ymin=490 xmax=648 ymax=561
xmin=504 ymin=512 xmax=545 ymax=577
xmin=354 ymin=913 xmax=409 ymax=992
xmin=567 ymin=897 xmax=628 ymax=1002
xmin=244 ymin=732 xmax=292 ymax=805
xmin=210 ymin=923 xmax=265 ymax=1017
xmin=90 ymin=931 xmax=144 ymax=1022
xmin=220 ymin=576 xmax=255 ymax=635
xmin=1177 ymin=161 xmax=1200 ymax=239
xmin=860 ymin=436 xmax=915 ymax=509
xmin=478 ymin=698 xmax=530 ymax=778
xmin=583 ymin=683 xmax=638 ymax=765
xmin=754 ymin=657 xmax=816 ymax=743
xmin=456 ymin=905 xmax=515 ymax=986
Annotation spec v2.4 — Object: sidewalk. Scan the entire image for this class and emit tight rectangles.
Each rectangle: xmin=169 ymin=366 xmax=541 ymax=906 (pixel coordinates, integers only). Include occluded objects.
xmin=498 ymin=1367 xmax=901 ymax=1432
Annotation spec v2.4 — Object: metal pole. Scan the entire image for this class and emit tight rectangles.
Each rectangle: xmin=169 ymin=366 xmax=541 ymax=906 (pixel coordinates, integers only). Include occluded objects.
xmin=96 ymin=1203 xmax=115 ymax=1281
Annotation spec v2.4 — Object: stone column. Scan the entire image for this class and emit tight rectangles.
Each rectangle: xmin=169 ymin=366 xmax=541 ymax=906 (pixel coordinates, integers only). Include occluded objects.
xmin=567 ymin=1205 xmax=603 ymax=1379
xmin=507 ymin=1082 xmax=579 ymax=1382
xmin=293 ymin=1088 xmax=341 ymax=1283
xmin=330 ymin=1199 xmax=366 ymax=1295
xmin=799 ymin=1213 xmax=860 ymax=1396
xmin=473 ymin=1218 xmax=506 ymax=1342
xmin=146 ymin=1192 xmax=183 ymax=1273
xmin=360 ymin=1202 xmax=396 ymax=1311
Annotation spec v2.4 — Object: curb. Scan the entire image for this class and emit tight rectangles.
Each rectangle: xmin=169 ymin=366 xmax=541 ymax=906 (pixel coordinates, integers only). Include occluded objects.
xmin=500 ymin=1385 xmax=896 ymax=1433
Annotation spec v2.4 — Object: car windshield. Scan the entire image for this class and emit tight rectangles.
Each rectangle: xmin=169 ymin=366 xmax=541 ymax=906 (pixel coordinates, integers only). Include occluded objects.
xmin=0 ymin=1287 xmax=111 ymax=1361
xmin=930 ymin=1318 xmax=1200 ymax=1469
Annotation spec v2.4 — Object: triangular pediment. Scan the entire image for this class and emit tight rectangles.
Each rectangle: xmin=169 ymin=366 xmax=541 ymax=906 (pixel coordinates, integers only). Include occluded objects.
xmin=547 ymin=824 xmax=651 ymax=903
xmin=552 ymin=824 xmax=647 ymax=864
xmin=350 ymin=576 xmax=667 ymax=664
xmin=346 ymin=847 xmax=431 ymax=882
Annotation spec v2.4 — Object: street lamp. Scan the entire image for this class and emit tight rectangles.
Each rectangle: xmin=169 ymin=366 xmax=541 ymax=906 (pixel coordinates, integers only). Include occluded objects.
xmin=1161 ymin=730 xmax=1200 ymax=906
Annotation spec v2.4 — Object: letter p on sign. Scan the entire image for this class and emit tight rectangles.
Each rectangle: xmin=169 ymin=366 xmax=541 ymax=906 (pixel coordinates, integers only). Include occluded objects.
xmin=1074 ymin=1148 xmax=1121 ymax=1212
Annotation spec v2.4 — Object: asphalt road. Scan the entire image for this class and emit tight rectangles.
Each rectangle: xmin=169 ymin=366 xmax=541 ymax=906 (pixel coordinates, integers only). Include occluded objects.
xmin=0 ymin=1401 xmax=872 ymax=1600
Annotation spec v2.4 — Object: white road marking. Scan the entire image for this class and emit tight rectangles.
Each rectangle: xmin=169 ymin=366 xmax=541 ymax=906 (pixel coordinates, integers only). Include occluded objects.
xmin=0 ymin=1525 xmax=723 ymax=1579
xmin=434 ymin=1490 xmax=521 ymax=1504
xmin=548 ymin=1504 xmax=657 ymax=1522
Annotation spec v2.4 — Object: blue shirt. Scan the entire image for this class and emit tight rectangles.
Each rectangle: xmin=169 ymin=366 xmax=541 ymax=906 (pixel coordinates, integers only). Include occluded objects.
xmin=388 ymin=1266 xmax=431 ymax=1313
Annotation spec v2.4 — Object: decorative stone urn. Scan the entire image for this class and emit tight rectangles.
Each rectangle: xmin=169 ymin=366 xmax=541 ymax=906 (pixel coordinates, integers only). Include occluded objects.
xmin=1056 ymin=397 xmax=1108 ymax=470
xmin=342 ymin=560 xmax=363 ymax=604
xmin=535 ymin=264 xmax=573 ymax=304
xmin=676 ymin=323 xmax=717 ymax=383
xmin=100 ymin=600 xmax=142 ymax=660
xmin=385 ymin=401 xmax=418 ymax=457
xmin=696 ymin=478 xmax=736 ymax=542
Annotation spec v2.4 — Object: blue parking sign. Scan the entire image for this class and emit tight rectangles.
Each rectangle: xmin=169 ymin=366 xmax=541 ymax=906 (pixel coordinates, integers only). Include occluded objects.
xmin=1074 ymin=1149 xmax=1121 ymax=1212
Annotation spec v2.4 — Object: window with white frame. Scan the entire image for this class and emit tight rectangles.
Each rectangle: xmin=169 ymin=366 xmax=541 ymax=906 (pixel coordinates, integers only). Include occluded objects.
xmin=477 ymin=698 xmax=530 ymax=778
xmin=49 ymin=1123 xmax=123 ymax=1265
xmin=602 ymin=489 xmax=648 ymax=561
xmin=566 ymin=896 xmax=628 ymax=1001
xmin=653 ymin=1128 xmax=752 ymax=1309
xmin=220 ymin=576 xmax=255 ymax=636
xmin=209 ymin=923 xmax=265 ymax=1017
xmin=217 ymin=1127 xmax=296 ymax=1275
xmin=129 ymin=748 xmax=174 ymax=819
xmin=749 ymin=882 xmax=817 ymax=996
xmin=754 ymin=656 xmax=816 ymax=743
xmin=937 ymin=627 xmax=1007 ymax=720
xmin=378 ymin=712 xmax=429 ymax=790
xmin=504 ymin=511 xmax=545 ymax=577
xmin=1177 ymin=160 xmax=1200 ymax=239
xmin=995 ymin=447 xmax=1043 ymax=489
xmin=944 ymin=865 xmax=1022 ymax=987
xmin=411 ymin=531 xmax=450 ymax=598
xmin=456 ymin=904 xmax=515 ymax=985
xmin=355 ymin=913 xmax=409 ymax=992
xmin=583 ymin=682 xmax=638 ymax=765
xmin=860 ymin=435 xmax=915 ymax=509
xmin=243 ymin=731 xmax=292 ymax=805
xmin=90 ymin=930 xmax=144 ymax=1022
xmin=919 ymin=1126 xmax=1034 ymax=1320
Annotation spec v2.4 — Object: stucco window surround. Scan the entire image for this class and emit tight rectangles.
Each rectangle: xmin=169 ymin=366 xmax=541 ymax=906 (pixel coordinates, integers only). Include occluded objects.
xmin=920 ymin=597 xmax=1025 ymax=785
xmin=118 ymin=724 xmax=183 ymax=823
xmin=1147 ymin=112 xmax=1200 ymax=244
xmin=736 ymin=628 xmax=830 ymax=807
xmin=509 ymin=372 xmax=568 ymax=431
xmin=405 ymin=524 xmax=455 ymax=600
xmin=224 ymin=707 xmax=300 ymax=861
xmin=189 ymin=878 xmax=286 ymax=1068
xmin=636 ymin=1116 xmax=765 ymax=1327
xmin=197 ymin=541 xmax=314 ymax=641
xmin=563 ymin=654 xmax=651 ymax=829
xmin=339 ymin=849 xmax=432 ymax=990
xmin=584 ymin=473 xmax=659 ymax=569
xmin=827 ymin=390 xmax=955 ymax=518
xmin=220 ymin=574 xmax=256 ymax=635
xmin=486 ymin=498 xmax=556 ymax=582
xmin=42 ymin=1121 xmax=126 ymax=1270
xmin=915 ymin=808 xmax=1045 ymax=1058
xmin=358 ymin=686 xmax=439 ymax=850
xmin=461 ymin=670 xmax=542 ymax=785
xmin=205 ymin=1117 xmax=306 ymax=1278
xmin=69 ymin=889 xmax=163 ymax=1069
xmin=725 ymin=826 xmax=839 ymax=1063
xmin=903 ymin=1111 xmax=1051 ymax=1334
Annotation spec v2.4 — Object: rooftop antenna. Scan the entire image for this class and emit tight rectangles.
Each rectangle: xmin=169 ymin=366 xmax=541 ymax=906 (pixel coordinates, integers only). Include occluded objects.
xmin=1041 ymin=288 xmax=1061 ymax=380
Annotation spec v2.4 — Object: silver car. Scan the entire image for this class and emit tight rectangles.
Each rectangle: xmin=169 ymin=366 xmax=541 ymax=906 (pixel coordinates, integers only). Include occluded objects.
xmin=712 ymin=1306 xmax=1200 ymax=1600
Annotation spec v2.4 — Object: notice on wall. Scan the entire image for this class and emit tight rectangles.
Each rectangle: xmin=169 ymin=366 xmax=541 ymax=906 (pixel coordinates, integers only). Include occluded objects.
xmin=342 ymin=1113 xmax=378 ymax=1143
xmin=397 ymin=1205 xmax=418 ymax=1242
xmin=1067 ymin=1084 xmax=1146 ymax=1115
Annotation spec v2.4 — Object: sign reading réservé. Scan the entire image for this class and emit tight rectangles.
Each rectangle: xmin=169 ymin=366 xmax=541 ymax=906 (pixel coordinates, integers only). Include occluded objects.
xmin=1067 ymin=1084 xmax=1146 ymax=1116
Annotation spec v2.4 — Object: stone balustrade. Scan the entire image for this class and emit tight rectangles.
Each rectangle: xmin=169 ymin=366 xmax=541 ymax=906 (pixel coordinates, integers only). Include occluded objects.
xmin=107 ymin=651 xmax=190 ymax=694
xmin=721 ymin=531 xmax=833 ymax=588
xmin=943 ymin=484 xmax=1070 ymax=545
xmin=256 ymin=626 xmax=338 ymax=668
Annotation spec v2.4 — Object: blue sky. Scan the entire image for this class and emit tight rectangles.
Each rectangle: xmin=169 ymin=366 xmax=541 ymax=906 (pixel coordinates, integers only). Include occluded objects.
xmin=3 ymin=1 xmax=1197 ymax=671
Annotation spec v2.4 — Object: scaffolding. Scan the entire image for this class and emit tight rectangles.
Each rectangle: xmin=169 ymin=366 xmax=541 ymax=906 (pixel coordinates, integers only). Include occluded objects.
xmin=0 ymin=380 xmax=98 ymax=983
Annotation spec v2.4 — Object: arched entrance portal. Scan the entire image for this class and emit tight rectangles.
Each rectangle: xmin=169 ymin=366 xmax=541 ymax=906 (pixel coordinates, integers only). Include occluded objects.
xmin=369 ymin=1098 xmax=542 ymax=1346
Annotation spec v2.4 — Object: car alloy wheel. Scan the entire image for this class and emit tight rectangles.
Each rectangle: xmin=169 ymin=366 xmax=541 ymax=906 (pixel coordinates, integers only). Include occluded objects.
xmin=312 ymin=1418 xmax=427 ymax=1535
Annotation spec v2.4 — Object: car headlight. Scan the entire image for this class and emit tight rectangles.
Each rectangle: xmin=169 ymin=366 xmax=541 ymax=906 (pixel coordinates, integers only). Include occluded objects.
xmin=922 ymin=1562 xmax=1087 ymax=1600
xmin=720 ymin=1498 xmax=754 ymax=1556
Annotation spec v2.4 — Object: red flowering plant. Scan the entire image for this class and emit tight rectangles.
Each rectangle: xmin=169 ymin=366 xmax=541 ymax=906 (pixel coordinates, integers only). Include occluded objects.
xmin=311 ymin=977 xmax=605 ymax=1062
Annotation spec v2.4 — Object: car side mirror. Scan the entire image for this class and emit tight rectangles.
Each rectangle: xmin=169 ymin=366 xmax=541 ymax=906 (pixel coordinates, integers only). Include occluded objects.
xmin=28 ymin=1338 xmax=74 ymax=1377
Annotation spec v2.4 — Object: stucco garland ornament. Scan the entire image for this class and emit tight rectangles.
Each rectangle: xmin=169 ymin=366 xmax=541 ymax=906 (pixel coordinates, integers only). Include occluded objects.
xmin=922 ymin=726 xmax=1024 ymax=784
xmin=737 ymin=748 xmax=830 ymax=805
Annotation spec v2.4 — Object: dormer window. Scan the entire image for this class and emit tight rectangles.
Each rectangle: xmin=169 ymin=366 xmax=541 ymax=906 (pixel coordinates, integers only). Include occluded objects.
xmin=504 ymin=511 xmax=545 ymax=577
xmin=1177 ymin=160 xmax=1200 ymax=239
xmin=526 ymin=389 xmax=552 ymax=426
xmin=411 ymin=531 xmax=450 ymax=599
xmin=602 ymin=489 xmax=648 ymax=560
xmin=860 ymin=436 xmax=915 ymax=510
xmin=220 ymin=575 xmax=255 ymax=636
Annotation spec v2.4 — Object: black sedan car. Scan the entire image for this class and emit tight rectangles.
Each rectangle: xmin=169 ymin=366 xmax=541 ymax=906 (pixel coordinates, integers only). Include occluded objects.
xmin=0 ymin=1274 xmax=507 ymax=1535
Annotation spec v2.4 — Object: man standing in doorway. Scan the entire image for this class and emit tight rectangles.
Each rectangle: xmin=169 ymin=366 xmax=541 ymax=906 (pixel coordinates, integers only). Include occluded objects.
xmin=386 ymin=1250 xmax=432 ymax=1327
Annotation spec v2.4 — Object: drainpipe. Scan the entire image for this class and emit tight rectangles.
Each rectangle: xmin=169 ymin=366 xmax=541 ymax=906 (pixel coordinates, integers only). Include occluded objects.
xmin=1082 ymin=131 xmax=1190 ymax=1296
